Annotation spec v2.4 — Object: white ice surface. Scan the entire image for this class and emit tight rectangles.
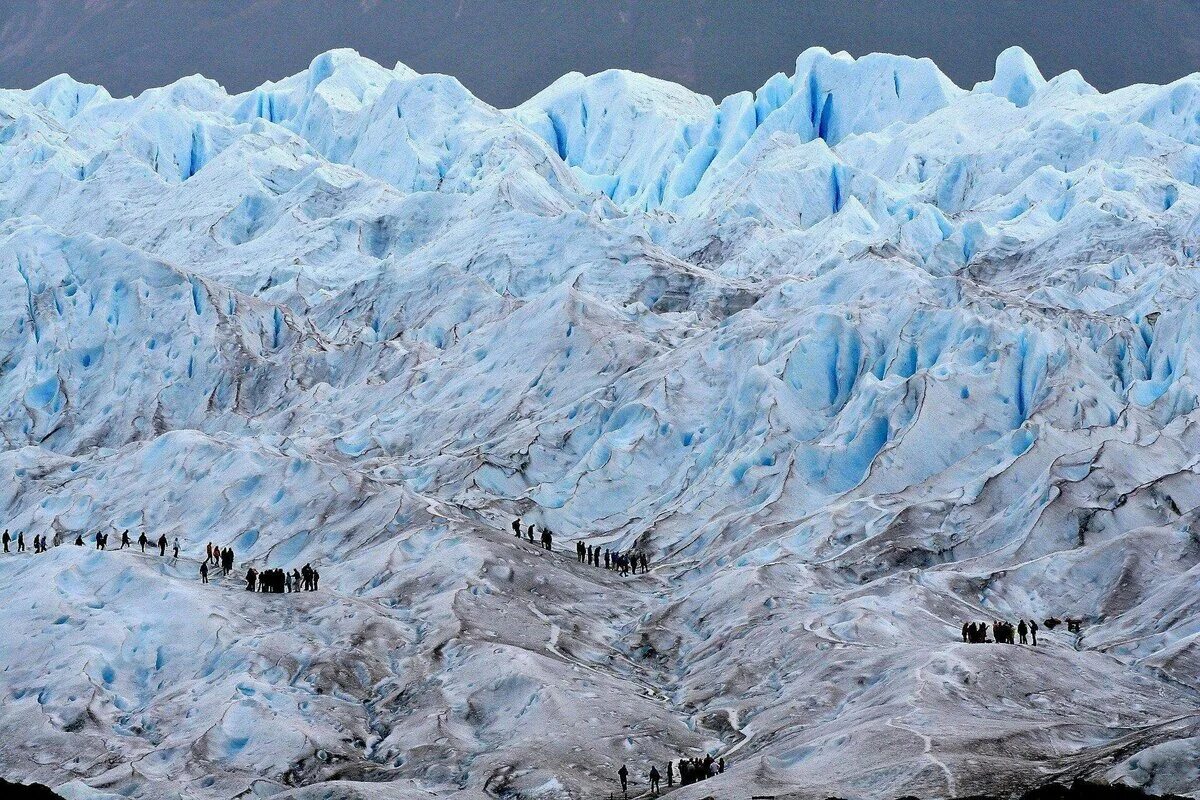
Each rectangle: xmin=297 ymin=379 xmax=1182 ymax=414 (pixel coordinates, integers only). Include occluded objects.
xmin=0 ymin=47 xmax=1199 ymax=799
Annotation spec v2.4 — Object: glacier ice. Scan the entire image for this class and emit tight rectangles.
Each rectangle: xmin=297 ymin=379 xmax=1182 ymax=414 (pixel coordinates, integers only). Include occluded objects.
xmin=0 ymin=45 xmax=1199 ymax=800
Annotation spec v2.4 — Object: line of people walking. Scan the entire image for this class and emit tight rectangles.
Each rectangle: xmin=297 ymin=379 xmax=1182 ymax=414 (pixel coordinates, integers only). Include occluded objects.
xmin=512 ymin=518 xmax=555 ymax=551
xmin=616 ymin=755 xmax=725 ymax=797
xmin=84 ymin=528 xmax=176 ymax=557
xmin=6 ymin=527 xmax=324 ymax=599
xmin=588 ymin=543 xmax=648 ymax=576
xmin=510 ymin=518 xmax=650 ymax=576
xmin=962 ymin=618 xmax=1038 ymax=645
xmin=2 ymin=529 xmax=51 ymax=553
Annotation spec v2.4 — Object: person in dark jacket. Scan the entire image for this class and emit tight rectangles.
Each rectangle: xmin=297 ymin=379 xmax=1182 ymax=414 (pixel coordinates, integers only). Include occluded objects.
xmin=200 ymin=562 xmax=209 ymax=583
xmin=649 ymin=765 xmax=660 ymax=794
xmin=618 ymin=764 xmax=628 ymax=797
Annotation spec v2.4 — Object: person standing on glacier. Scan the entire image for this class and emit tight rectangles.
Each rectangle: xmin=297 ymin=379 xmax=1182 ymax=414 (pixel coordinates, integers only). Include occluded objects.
xmin=158 ymin=533 xmax=167 ymax=556
xmin=2 ymin=529 xmax=9 ymax=553
xmin=527 ymin=524 xmax=535 ymax=543
xmin=1030 ymin=619 xmax=1039 ymax=646
xmin=16 ymin=531 xmax=24 ymax=552
xmin=512 ymin=518 xmax=521 ymax=537
xmin=541 ymin=527 xmax=553 ymax=551
xmin=138 ymin=531 xmax=148 ymax=552
xmin=649 ymin=765 xmax=661 ymax=794
xmin=199 ymin=561 xmax=209 ymax=583
xmin=172 ymin=538 xmax=180 ymax=560
xmin=1018 ymin=619 xmax=1029 ymax=644
xmin=618 ymin=764 xmax=629 ymax=797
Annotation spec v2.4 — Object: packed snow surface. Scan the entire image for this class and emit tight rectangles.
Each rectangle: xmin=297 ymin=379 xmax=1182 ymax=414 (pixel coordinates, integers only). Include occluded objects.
xmin=1 ymin=45 xmax=1200 ymax=800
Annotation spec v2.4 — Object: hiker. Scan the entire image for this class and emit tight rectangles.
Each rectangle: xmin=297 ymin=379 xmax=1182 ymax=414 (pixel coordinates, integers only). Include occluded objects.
xmin=640 ymin=553 xmax=648 ymax=573
xmin=1030 ymin=619 xmax=1039 ymax=646
xmin=718 ymin=757 xmax=724 ymax=774
xmin=527 ymin=524 xmax=534 ymax=543
xmin=223 ymin=547 xmax=234 ymax=575
xmin=512 ymin=518 xmax=521 ymax=537
xmin=16 ymin=531 xmax=24 ymax=552
xmin=618 ymin=764 xmax=628 ymax=797
xmin=2 ymin=530 xmax=8 ymax=552
xmin=292 ymin=568 xmax=301 ymax=591
xmin=158 ymin=534 xmax=167 ymax=556
xmin=96 ymin=531 xmax=105 ymax=550
xmin=200 ymin=562 xmax=209 ymax=583
xmin=75 ymin=533 xmax=84 ymax=546
xmin=246 ymin=568 xmax=257 ymax=591
xmin=138 ymin=532 xmax=148 ymax=553
xmin=118 ymin=530 xmax=129 ymax=549
xmin=313 ymin=569 xmax=320 ymax=590
xmin=206 ymin=542 xmax=213 ymax=563
xmin=1018 ymin=619 xmax=1029 ymax=644
xmin=649 ymin=765 xmax=660 ymax=794
xmin=542 ymin=528 xmax=553 ymax=551
xmin=666 ymin=760 xmax=673 ymax=787
xmin=173 ymin=538 xmax=180 ymax=559
xmin=577 ymin=540 xmax=586 ymax=562
xmin=962 ymin=622 xmax=969 ymax=642
xmin=604 ymin=549 xmax=610 ymax=569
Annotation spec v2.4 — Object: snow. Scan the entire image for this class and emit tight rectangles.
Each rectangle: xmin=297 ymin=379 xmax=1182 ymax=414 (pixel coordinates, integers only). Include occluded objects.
xmin=0 ymin=45 xmax=1199 ymax=800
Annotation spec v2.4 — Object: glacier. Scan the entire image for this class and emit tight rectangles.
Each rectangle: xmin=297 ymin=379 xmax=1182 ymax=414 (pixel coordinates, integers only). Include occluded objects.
xmin=1 ymin=43 xmax=1199 ymax=799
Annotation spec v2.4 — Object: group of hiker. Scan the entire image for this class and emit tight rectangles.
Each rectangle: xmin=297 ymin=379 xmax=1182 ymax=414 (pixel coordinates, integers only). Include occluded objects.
xmin=510 ymin=519 xmax=650 ymax=576
xmin=962 ymin=619 xmax=1038 ymax=645
xmin=512 ymin=518 xmax=555 ymax=551
xmin=204 ymin=543 xmax=235 ymax=576
xmin=6 ymin=524 xmax=323 ymax=595
xmin=578 ymin=538 xmax=649 ymax=576
xmin=2 ymin=529 xmax=49 ymax=553
xmin=71 ymin=528 xmax=179 ymax=558
xmin=617 ymin=756 xmax=725 ymax=797
xmin=244 ymin=563 xmax=319 ymax=593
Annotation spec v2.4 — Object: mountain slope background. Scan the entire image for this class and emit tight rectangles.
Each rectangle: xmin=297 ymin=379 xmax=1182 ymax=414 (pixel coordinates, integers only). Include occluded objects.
xmin=1 ymin=45 xmax=1199 ymax=800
